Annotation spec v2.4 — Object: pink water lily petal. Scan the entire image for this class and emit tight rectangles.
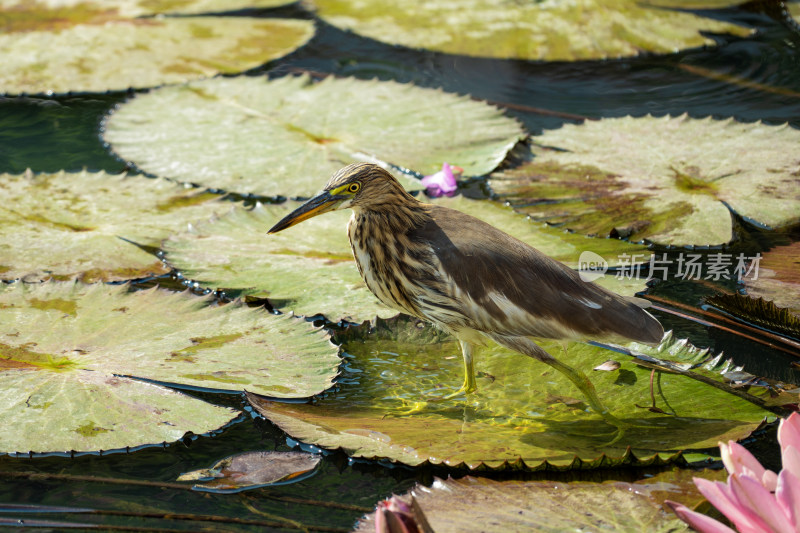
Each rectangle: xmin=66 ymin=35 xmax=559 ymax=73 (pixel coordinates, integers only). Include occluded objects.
xmin=763 ymin=470 xmax=779 ymax=492
xmin=730 ymin=474 xmax=794 ymax=533
xmin=783 ymin=446 xmax=800 ymax=488
xmin=421 ymin=162 xmax=460 ymax=197
xmin=776 ymin=469 xmax=800 ymax=532
xmin=779 ymin=413 xmax=800 ymax=456
xmin=666 ymin=501 xmax=738 ymax=533
xmin=721 ymin=441 xmax=775 ymax=485
xmin=695 ymin=477 xmax=772 ymax=533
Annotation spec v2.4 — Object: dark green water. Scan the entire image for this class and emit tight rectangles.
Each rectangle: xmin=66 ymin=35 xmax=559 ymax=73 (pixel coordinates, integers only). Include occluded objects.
xmin=1 ymin=2 xmax=799 ymax=531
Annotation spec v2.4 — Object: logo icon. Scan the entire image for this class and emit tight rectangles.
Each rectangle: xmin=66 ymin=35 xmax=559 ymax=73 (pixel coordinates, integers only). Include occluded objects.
xmin=578 ymin=251 xmax=608 ymax=282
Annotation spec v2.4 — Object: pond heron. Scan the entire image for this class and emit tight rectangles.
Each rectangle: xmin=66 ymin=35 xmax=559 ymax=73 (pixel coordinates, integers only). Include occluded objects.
xmin=268 ymin=163 xmax=664 ymax=439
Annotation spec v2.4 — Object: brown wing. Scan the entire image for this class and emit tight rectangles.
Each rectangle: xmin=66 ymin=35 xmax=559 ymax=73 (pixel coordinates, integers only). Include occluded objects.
xmin=410 ymin=205 xmax=663 ymax=344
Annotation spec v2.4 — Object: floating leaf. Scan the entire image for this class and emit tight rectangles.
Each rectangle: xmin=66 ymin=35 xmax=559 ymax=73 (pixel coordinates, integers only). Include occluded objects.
xmin=163 ymin=196 xmax=648 ymax=323
xmin=0 ymin=0 xmax=299 ymax=17
xmin=307 ymin=0 xmax=752 ymax=61
xmin=706 ymin=293 xmax=800 ymax=339
xmin=247 ymin=317 xmax=773 ymax=469
xmin=0 ymin=3 xmax=314 ymax=94
xmin=103 ymin=75 xmax=525 ymax=197
xmin=356 ymin=470 xmax=727 ymax=533
xmin=177 ymin=450 xmax=321 ymax=492
xmin=744 ymin=242 xmax=800 ymax=317
xmin=489 ymin=115 xmax=800 ymax=246
xmin=0 ymin=282 xmax=340 ymax=453
xmin=638 ymin=0 xmax=745 ymax=7
xmin=0 ymin=171 xmax=230 ymax=282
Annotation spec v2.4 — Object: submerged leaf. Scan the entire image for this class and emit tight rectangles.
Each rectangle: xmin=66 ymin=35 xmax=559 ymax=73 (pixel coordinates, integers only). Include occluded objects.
xmin=0 ymin=3 xmax=314 ymax=94
xmin=356 ymin=470 xmax=726 ymax=532
xmin=246 ymin=317 xmax=772 ymax=470
xmin=308 ymin=0 xmax=752 ymax=61
xmin=489 ymin=115 xmax=800 ymax=246
xmin=178 ymin=451 xmax=320 ymax=492
xmin=0 ymin=171 xmax=229 ymax=282
xmin=103 ymin=75 xmax=525 ymax=197
xmin=0 ymin=282 xmax=340 ymax=453
xmin=163 ymin=196 xmax=648 ymax=323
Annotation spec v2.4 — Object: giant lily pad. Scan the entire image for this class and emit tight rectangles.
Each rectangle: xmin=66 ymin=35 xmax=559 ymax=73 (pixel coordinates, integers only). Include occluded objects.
xmin=307 ymin=0 xmax=752 ymax=61
xmin=0 ymin=0 xmax=297 ymax=17
xmin=163 ymin=195 xmax=649 ymax=323
xmin=489 ymin=115 xmax=800 ymax=246
xmin=0 ymin=171 xmax=231 ymax=282
xmin=103 ymin=75 xmax=525 ymax=197
xmin=355 ymin=470 xmax=727 ymax=533
xmin=0 ymin=282 xmax=340 ymax=453
xmin=744 ymin=242 xmax=800 ymax=317
xmin=0 ymin=2 xmax=314 ymax=94
xmin=247 ymin=317 xmax=774 ymax=469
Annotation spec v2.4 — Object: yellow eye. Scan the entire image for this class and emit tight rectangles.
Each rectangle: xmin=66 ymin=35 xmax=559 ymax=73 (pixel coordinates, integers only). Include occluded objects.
xmin=347 ymin=182 xmax=361 ymax=194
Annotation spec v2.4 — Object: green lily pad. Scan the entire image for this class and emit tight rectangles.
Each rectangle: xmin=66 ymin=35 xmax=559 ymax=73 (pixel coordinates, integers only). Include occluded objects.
xmin=177 ymin=451 xmax=321 ymax=492
xmin=0 ymin=282 xmax=340 ymax=453
xmin=163 ymin=195 xmax=649 ymax=323
xmin=744 ymin=242 xmax=800 ymax=317
xmin=489 ymin=115 xmax=800 ymax=246
xmin=307 ymin=0 xmax=752 ymax=61
xmin=0 ymin=170 xmax=232 ymax=282
xmin=246 ymin=317 xmax=773 ymax=469
xmin=355 ymin=469 xmax=727 ymax=533
xmin=0 ymin=0 xmax=296 ymax=17
xmin=103 ymin=75 xmax=525 ymax=197
xmin=638 ymin=0 xmax=745 ymax=7
xmin=0 ymin=3 xmax=314 ymax=94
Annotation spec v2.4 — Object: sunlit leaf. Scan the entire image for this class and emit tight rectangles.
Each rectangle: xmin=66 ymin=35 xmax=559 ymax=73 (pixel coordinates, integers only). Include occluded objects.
xmin=247 ymin=317 xmax=772 ymax=469
xmin=0 ymin=2 xmax=314 ymax=94
xmin=0 ymin=0 xmax=297 ymax=17
xmin=790 ymin=2 xmax=800 ymax=24
xmin=489 ymin=115 xmax=800 ymax=246
xmin=163 ymin=196 xmax=649 ymax=323
xmin=356 ymin=469 xmax=728 ymax=532
xmin=178 ymin=451 xmax=321 ymax=492
xmin=0 ymin=282 xmax=340 ymax=453
xmin=307 ymin=0 xmax=752 ymax=61
xmin=638 ymin=0 xmax=745 ymax=7
xmin=103 ymin=75 xmax=525 ymax=197
xmin=0 ymin=171 xmax=229 ymax=282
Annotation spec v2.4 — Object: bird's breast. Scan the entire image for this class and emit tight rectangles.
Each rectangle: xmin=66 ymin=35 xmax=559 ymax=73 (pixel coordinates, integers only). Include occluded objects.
xmin=347 ymin=213 xmax=420 ymax=315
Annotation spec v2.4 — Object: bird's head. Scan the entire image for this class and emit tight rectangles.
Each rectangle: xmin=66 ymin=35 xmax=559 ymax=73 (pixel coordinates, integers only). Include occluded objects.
xmin=268 ymin=163 xmax=413 ymax=234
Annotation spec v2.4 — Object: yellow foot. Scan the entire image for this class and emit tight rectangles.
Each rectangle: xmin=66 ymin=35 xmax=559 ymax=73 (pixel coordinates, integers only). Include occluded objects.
xmin=441 ymin=383 xmax=477 ymax=400
xmin=382 ymin=400 xmax=431 ymax=417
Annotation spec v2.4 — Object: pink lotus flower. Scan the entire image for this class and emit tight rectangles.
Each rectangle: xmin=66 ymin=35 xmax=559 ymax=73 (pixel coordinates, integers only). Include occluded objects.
xmin=667 ymin=412 xmax=800 ymax=533
xmin=421 ymin=162 xmax=462 ymax=198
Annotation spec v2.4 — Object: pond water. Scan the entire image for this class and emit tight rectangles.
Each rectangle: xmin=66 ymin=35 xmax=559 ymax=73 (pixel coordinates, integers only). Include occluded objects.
xmin=1 ymin=2 xmax=799 ymax=531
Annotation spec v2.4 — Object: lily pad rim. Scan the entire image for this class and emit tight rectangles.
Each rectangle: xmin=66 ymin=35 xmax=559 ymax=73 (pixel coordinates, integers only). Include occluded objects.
xmin=4 ymin=402 xmax=245 ymax=459
xmin=246 ymin=392 xmax=763 ymax=472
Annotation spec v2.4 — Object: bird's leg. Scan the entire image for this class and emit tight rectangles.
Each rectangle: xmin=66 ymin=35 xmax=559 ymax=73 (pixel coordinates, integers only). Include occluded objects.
xmin=490 ymin=334 xmax=628 ymax=445
xmin=442 ymin=340 xmax=477 ymax=399
xmin=385 ymin=340 xmax=477 ymax=416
